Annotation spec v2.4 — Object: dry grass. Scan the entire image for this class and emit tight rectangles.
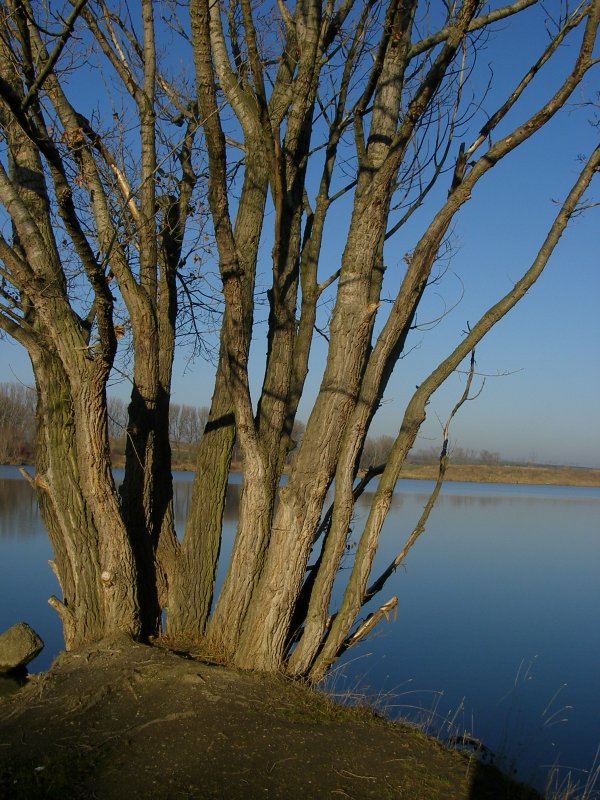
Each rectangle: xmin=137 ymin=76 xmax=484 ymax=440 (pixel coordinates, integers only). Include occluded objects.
xmin=399 ymin=463 xmax=600 ymax=487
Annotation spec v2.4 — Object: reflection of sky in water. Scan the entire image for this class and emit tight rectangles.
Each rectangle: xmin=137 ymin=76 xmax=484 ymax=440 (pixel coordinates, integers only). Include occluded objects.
xmin=0 ymin=473 xmax=44 ymax=539
xmin=336 ymin=481 xmax=600 ymax=790
xmin=0 ymin=465 xmax=598 ymax=791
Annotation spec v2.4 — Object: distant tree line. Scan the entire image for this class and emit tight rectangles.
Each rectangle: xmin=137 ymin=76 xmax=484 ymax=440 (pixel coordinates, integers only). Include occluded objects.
xmin=0 ymin=386 xmax=212 ymax=467
xmin=407 ymin=445 xmax=501 ymax=466
xmin=1 ymin=383 xmax=500 ymax=469
xmin=357 ymin=434 xmax=501 ymax=470
xmin=0 ymin=383 xmax=35 ymax=463
xmin=108 ymin=397 xmax=210 ymax=465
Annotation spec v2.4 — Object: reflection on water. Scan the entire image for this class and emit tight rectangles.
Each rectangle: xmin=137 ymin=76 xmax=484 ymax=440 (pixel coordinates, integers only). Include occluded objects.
xmin=0 ymin=464 xmax=598 ymax=791
xmin=0 ymin=475 xmax=41 ymax=539
xmin=173 ymin=479 xmax=241 ymax=538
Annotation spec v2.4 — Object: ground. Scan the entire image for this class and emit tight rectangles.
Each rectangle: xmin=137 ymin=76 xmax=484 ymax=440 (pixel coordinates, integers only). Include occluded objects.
xmin=0 ymin=637 xmax=544 ymax=800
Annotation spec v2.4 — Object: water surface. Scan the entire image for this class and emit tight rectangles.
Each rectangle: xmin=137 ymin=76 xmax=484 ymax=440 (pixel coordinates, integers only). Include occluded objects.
xmin=1 ymin=465 xmax=598 ymax=790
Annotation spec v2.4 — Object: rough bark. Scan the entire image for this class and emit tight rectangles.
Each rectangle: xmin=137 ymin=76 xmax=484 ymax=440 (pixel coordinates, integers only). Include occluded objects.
xmin=1 ymin=0 xmax=597 ymax=680
xmin=31 ymin=349 xmax=105 ymax=649
xmin=167 ymin=353 xmax=234 ymax=637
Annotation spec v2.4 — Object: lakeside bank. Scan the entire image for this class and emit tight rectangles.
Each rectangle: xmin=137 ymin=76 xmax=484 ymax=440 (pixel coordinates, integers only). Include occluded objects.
xmin=395 ymin=463 xmax=600 ymax=487
xmin=5 ymin=457 xmax=600 ymax=487
xmin=0 ymin=637 xmax=545 ymax=800
xmin=165 ymin=461 xmax=600 ymax=487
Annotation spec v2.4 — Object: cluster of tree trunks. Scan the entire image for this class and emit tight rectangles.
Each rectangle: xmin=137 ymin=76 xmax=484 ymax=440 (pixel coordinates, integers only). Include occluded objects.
xmin=0 ymin=0 xmax=597 ymax=678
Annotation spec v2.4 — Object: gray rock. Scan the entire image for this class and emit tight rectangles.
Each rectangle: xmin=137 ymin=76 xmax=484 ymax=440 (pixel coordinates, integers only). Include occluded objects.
xmin=0 ymin=622 xmax=44 ymax=672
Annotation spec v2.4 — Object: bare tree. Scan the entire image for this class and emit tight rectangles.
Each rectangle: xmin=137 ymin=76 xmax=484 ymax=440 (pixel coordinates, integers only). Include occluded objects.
xmin=170 ymin=404 xmax=208 ymax=445
xmin=0 ymin=0 xmax=597 ymax=681
xmin=186 ymin=0 xmax=599 ymax=680
xmin=107 ymin=396 xmax=128 ymax=442
xmin=360 ymin=436 xmax=395 ymax=470
xmin=0 ymin=382 xmax=35 ymax=462
xmin=0 ymin=0 xmax=203 ymax=646
xmin=168 ymin=402 xmax=209 ymax=466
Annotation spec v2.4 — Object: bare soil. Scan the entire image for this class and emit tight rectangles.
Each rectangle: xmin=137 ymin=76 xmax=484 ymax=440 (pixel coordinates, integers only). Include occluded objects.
xmin=0 ymin=637 xmax=543 ymax=800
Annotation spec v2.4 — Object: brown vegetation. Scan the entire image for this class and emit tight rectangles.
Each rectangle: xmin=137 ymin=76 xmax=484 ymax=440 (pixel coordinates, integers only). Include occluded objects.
xmin=399 ymin=463 xmax=600 ymax=487
xmin=0 ymin=383 xmax=35 ymax=464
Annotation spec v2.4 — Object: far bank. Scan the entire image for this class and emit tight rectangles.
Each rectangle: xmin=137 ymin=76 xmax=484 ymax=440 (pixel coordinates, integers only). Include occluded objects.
xmin=5 ymin=458 xmax=600 ymax=487
xmin=181 ymin=460 xmax=600 ymax=487
xmin=394 ymin=462 xmax=600 ymax=487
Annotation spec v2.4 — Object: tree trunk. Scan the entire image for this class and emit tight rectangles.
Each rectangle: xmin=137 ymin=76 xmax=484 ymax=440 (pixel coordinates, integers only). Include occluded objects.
xmin=31 ymin=349 xmax=105 ymax=649
xmin=232 ymin=194 xmax=388 ymax=671
xmin=167 ymin=353 xmax=234 ymax=638
xmin=31 ymin=346 xmax=142 ymax=648
xmin=119 ymin=329 xmax=165 ymax=639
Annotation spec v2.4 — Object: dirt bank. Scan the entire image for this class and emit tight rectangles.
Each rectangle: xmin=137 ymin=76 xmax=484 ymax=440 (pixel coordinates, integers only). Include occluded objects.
xmin=0 ymin=638 xmax=542 ymax=800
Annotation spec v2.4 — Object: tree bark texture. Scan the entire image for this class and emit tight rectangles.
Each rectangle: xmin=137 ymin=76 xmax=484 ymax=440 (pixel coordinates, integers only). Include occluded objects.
xmin=0 ymin=0 xmax=597 ymax=680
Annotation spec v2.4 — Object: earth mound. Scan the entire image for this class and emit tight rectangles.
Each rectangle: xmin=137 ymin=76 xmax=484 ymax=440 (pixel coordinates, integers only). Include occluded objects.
xmin=0 ymin=637 xmax=542 ymax=799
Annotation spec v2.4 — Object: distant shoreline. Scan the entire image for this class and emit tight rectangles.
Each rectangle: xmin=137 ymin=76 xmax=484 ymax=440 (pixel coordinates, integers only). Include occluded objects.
xmin=3 ymin=460 xmax=600 ymax=488
xmin=395 ymin=462 xmax=600 ymax=487
xmin=144 ymin=459 xmax=600 ymax=487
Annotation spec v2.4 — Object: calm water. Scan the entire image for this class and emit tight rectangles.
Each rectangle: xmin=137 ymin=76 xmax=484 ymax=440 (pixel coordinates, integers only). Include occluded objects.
xmin=1 ymin=465 xmax=598 ymax=791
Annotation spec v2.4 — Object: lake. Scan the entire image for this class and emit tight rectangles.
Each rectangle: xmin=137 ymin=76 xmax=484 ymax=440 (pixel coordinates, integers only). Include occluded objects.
xmin=1 ymin=464 xmax=598 ymax=793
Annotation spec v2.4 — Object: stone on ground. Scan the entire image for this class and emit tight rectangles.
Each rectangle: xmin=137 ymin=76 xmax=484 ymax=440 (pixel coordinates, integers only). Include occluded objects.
xmin=0 ymin=622 xmax=44 ymax=671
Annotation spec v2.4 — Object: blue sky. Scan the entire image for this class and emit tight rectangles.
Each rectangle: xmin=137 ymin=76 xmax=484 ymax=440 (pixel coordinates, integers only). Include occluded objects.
xmin=1 ymin=3 xmax=598 ymax=467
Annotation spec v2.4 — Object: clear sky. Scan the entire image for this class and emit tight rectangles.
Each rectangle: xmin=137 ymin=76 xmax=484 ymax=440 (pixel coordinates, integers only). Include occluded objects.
xmin=1 ymin=3 xmax=598 ymax=468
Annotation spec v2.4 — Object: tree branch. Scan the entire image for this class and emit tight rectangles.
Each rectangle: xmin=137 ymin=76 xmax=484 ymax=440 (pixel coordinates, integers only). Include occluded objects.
xmin=21 ymin=0 xmax=90 ymax=110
